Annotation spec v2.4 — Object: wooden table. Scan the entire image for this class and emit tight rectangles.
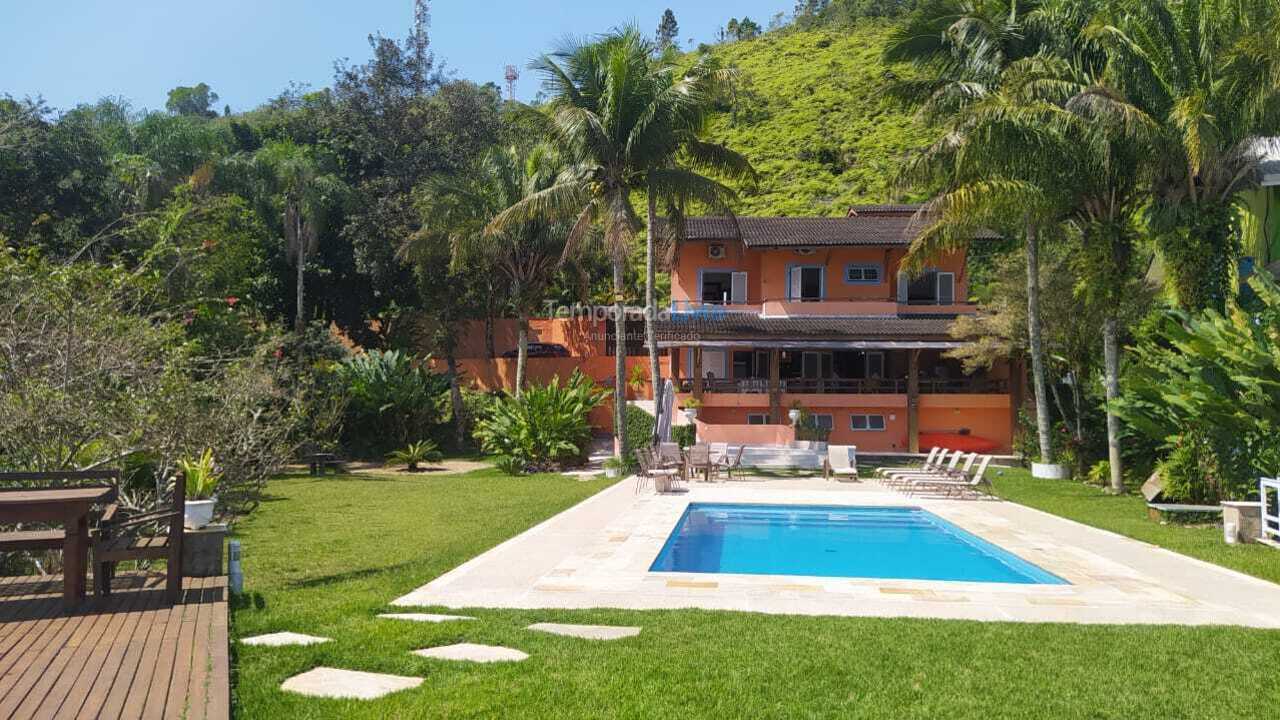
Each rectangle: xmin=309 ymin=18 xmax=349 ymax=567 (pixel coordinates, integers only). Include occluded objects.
xmin=0 ymin=486 xmax=116 ymax=607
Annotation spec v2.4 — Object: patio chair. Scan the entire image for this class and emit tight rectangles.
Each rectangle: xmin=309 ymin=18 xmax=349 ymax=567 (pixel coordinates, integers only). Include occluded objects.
xmin=718 ymin=445 xmax=747 ymax=481
xmin=823 ymin=445 xmax=859 ymax=482
xmin=636 ymin=449 xmax=681 ymax=494
xmin=874 ymin=447 xmax=942 ymax=477
xmin=907 ymin=455 xmax=994 ymax=498
xmin=683 ymin=444 xmax=717 ymax=483
xmin=710 ymin=442 xmax=729 ymax=465
xmin=889 ymin=452 xmax=977 ymax=491
xmin=93 ymin=471 xmax=185 ymax=602
xmin=883 ymin=450 xmax=967 ymax=488
xmin=657 ymin=443 xmax=683 ymax=468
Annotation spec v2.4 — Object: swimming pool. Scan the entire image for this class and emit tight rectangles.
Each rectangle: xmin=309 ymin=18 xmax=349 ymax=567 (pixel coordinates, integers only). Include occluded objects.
xmin=649 ymin=503 xmax=1067 ymax=585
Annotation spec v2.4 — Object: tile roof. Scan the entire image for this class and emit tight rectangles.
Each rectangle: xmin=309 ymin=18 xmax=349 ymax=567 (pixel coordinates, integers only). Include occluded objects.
xmin=655 ymin=313 xmax=958 ymax=342
xmin=666 ymin=205 xmax=1002 ymax=248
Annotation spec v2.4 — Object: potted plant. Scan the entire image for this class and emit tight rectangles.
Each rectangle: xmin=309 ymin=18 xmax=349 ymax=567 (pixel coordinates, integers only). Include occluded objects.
xmin=177 ymin=448 xmax=221 ymax=530
xmin=387 ymin=439 xmax=443 ymax=472
xmin=682 ymin=397 xmax=702 ymax=423
xmin=603 ymin=457 xmax=625 ymax=479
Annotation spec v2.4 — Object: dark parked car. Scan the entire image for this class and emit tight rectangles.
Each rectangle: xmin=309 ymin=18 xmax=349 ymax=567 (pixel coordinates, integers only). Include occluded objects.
xmin=501 ymin=342 xmax=571 ymax=358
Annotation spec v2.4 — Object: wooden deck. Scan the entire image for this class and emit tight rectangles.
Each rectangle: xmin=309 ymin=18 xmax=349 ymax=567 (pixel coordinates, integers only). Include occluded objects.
xmin=0 ymin=573 xmax=228 ymax=719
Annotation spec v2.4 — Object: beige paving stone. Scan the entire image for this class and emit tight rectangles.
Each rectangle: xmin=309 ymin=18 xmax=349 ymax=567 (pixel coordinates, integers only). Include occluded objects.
xmin=280 ymin=667 xmax=422 ymax=700
xmin=527 ymin=622 xmax=641 ymax=640
xmin=413 ymin=643 xmax=528 ymax=663
xmin=391 ymin=477 xmax=1280 ymax=628
xmin=241 ymin=631 xmax=330 ymax=647
xmin=377 ymin=612 xmax=474 ymax=623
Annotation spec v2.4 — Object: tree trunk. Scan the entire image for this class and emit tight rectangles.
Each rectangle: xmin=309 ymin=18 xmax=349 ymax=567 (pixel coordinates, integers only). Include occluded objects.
xmin=1103 ymin=315 xmax=1125 ymax=493
xmin=293 ymin=211 xmax=306 ymax=334
xmin=515 ymin=315 xmax=529 ymax=398
xmin=484 ymin=281 xmax=497 ymax=358
xmin=445 ymin=351 xmax=466 ymax=449
xmin=645 ymin=188 xmax=663 ymax=444
xmin=1025 ymin=223 xmax=1053 ymax=464
xmin=613 ymin=261 xmax=627 ymax=459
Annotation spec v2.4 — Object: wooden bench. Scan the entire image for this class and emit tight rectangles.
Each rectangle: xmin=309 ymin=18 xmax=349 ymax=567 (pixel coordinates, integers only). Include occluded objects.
xmin=303 ymin=453 xmax=347 ymax=476
xmin=94 ymin=471 xmax=185 ymax=602
xmin=1147 ymin=502 xmax=1224 ymax=522
xmin=0 ymin=529 xmax=66 ymax=551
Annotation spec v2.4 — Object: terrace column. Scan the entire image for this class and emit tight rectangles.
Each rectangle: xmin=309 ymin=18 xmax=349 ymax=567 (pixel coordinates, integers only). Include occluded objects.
xmin=768 ymin=348 xmax=782 ymax=424
xmin=692 ymin=347 xmax=704 ymax=401
xmin=907 ymin=349 xmax=920 ymax=453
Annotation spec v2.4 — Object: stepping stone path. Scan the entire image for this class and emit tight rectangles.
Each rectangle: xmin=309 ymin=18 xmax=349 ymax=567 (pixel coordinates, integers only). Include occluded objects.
xmin=526 ymin=623 xmax=641 ymax=640
xmin=413 ymin=643 xmax=529 ymax=663
xmin=377 ymin=612 xmax=474 ymax=623
xmin=240 ymin=631 xmax=330 ymax=647
xmin=281 ymin=667 xmax=422 ymax=700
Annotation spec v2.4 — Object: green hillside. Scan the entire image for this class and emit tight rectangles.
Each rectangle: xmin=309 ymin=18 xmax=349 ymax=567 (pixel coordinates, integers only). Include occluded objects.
xmin=702 ymin=23 xmax=934 ymax=216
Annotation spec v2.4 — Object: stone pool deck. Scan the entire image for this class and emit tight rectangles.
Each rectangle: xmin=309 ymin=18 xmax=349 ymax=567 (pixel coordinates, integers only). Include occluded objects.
xmin=392 ymin=476 xmax=1280 ymax=628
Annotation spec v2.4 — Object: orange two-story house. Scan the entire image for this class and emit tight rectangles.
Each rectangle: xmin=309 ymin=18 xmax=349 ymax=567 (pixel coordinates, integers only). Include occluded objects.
xmin=654 ymin=206 xmax=1017 ymax=454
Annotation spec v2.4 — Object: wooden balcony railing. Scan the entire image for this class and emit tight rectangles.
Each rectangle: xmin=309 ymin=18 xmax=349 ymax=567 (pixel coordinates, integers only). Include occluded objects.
xmin=674 ymin=377 xmax=1009 ymax=395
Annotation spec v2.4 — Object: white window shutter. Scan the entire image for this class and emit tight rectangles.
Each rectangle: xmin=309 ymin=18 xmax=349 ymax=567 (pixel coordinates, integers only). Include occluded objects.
xmin=897 ymin=271 xmax=909 ymax=303
xmin=938 ymin=272 xmax=955 ymax=305
xmin=790 ymin=267 xmax=803 ymax=301
xmin=730 ymin=272 xmax=748 ymax=304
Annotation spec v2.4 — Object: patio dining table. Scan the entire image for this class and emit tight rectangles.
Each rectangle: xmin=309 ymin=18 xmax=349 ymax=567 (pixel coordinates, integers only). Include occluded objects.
xmin=0 ymin=486 xmax=117 ymax=607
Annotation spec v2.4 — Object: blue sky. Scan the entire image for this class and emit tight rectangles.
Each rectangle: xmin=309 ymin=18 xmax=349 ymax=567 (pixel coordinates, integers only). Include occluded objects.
xmin=0 ymin=1 xmax=791 ymax=114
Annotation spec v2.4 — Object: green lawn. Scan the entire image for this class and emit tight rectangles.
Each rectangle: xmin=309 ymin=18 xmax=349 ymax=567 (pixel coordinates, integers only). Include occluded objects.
xmin=988 ymin=466 xmax=1280 ymax=585
xmin=231 ymin=468 xmax=1280 ymax=719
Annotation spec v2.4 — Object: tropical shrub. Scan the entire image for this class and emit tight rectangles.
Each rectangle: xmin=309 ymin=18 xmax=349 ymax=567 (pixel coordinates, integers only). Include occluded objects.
xmin=1119 ymin=274 xmax=1280 ymax=501
xmin=334 ymin=350 xmax=450 ymax=457
xmin=387 ymin=440 xmax=443 ymax=472
xmin=473 ymin=371 xmax=607 ymax=474
xmin=177 ymin=448 xmax=221 ymax=500
xmin=623 ymin=405 xmax=656 ymax=471
xmin=672 ymin=424 xmax=696 ymax=449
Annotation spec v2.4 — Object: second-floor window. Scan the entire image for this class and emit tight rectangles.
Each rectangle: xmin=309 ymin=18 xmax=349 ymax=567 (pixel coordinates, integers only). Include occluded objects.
xmin=700 ymin=270 xmax=748 ymax=304
xmin=898 ymin=269 xmax=956 ymax=305
xmin=844 ymin=263 xmax=882 ymax=284
xmin=789 ymin=266 xmax=824 ymax=302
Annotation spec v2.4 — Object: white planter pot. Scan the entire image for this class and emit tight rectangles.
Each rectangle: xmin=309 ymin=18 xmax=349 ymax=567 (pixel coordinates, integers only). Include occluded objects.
xmin=604 ymin=467 xmax=621 ymax=479
xmin=788 ymin=409 xmax=801 ymax=425
xmin=184 ymin=498 xmax=216 ymax=530
xmin=1031 ymin=463 xmax=1072 ymax=480
xmin=682 ymin=409 xmax=698 ymax=423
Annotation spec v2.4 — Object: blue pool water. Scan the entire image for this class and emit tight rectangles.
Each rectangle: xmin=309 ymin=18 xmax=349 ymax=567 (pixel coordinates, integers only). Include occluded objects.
xmin=649 ymin=503 xmax=1067 ymax=585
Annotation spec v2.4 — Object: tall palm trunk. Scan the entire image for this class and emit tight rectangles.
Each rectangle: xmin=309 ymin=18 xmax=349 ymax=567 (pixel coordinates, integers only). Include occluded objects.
xmin=1025 ymin=223 xmax=1053 ymax=464
xmin=515 ymin=315 xmax=529 ymax=398
xmin=613 ymin=259 xmax=627 ymax=458
xmin=645 ymin=188 xmax=662 ymax=444
xmin=1102 ymin=316 xmax=1124 ymax=492
xmin=445 ymin=350 xmax=466 ymax=448
xmin=292 ymin=204 xmax=306 ymax=333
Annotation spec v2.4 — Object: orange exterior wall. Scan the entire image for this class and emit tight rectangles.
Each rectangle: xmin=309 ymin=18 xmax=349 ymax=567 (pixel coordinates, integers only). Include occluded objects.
xmin=450 ymin=318 xmax=606 ymax=359
xmin=672 ymin=242 xmax=971 ymax=307
xmin=680 ymin=393 xmax=1012 ymax=452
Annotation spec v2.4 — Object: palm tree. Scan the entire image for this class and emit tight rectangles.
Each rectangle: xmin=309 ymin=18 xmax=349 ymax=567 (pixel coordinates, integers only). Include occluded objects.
xmin=405 ymin=144 xmax=568 ymax=397
xmin=887 ymin=0 xmax=1063 ymax=465
xmin=489 ymin=28 xmax=749 ymax=457
xmin=1005 ymin=55 xmax=1157 ymax=492
xmin=254 ymin=141 xmax=344 ymax=333
xmin=1095 ymin=0 xmax=1280 ymax=312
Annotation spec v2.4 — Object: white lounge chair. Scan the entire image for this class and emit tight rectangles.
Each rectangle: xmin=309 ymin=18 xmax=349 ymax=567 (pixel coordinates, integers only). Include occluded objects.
xmin=884 ymin=450 xmax=965 ymax=487
xmin=892 ymin=452 xmax=976 ymax=489
xmin=907 ymin=455 xmax=994 ymax=498
xmin=824 ymin=445 xmax=859 ymax=482
xmin=874 ymin=447 xmax=942 ymax=477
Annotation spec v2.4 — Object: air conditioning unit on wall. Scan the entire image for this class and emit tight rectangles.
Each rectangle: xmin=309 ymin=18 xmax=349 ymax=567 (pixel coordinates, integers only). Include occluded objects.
xmin=708 ymin=243 xmax=726 ymax=260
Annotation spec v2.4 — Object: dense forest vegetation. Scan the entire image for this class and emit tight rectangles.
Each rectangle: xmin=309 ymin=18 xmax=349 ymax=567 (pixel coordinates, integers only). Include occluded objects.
xmin=3 ymin=0 xmax=1280 ymax=517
